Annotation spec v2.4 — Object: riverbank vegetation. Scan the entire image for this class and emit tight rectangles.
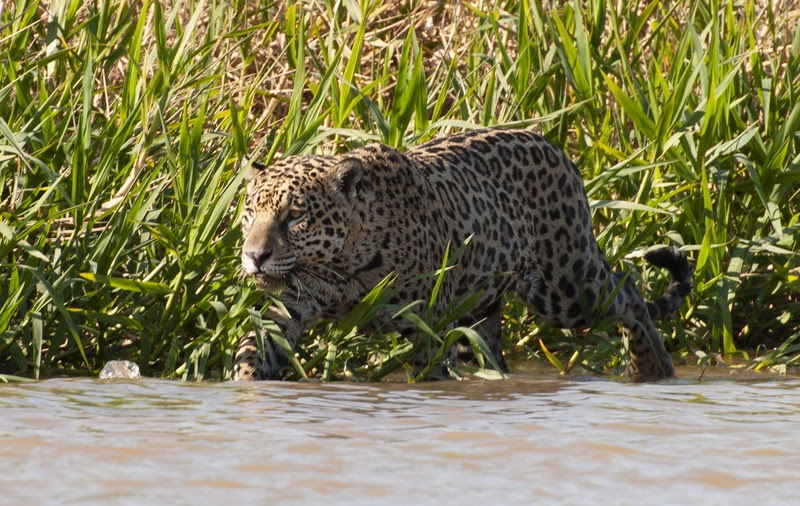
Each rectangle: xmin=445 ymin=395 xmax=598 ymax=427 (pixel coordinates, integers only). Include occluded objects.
xmin=1 ymin=0 xmax=798 ymax=381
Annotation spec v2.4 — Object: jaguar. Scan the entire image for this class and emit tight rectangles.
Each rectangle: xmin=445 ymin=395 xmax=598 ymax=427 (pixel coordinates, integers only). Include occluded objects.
xmin=234 ymin=129 xmax=691 ymax=381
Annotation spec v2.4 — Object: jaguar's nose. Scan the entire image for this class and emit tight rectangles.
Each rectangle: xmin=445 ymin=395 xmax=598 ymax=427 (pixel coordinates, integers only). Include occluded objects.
xmin=242 ymin=247 xmax=272 ymax=274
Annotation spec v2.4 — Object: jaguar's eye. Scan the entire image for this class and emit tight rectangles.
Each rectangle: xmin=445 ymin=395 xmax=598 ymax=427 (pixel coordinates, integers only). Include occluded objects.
xmin=287 ymin=209 xmax=305 ymax=225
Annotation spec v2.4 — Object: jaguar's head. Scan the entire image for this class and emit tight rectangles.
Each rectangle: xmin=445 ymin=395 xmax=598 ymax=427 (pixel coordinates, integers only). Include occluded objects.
xmin=240 ymin=156 xmax=363 ymax=292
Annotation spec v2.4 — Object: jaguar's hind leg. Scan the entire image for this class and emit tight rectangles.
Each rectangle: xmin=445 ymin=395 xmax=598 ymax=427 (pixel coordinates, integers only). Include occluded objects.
xmin=517 ymin=262 xmax=675 ymax=380
xmin=616 ymin=283 xmax=676 ymax=380
xmin=598 ymin=274 xmax=675 ymax=380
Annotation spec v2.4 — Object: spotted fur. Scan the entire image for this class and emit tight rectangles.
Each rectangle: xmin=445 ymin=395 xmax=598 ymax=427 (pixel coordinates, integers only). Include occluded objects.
xmin=234 ymin=129 xmax=692 ymax=381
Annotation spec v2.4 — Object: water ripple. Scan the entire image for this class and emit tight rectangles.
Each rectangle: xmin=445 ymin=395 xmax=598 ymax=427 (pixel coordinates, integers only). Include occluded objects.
xmin=1 ymin=373 xmax=798 ymax=505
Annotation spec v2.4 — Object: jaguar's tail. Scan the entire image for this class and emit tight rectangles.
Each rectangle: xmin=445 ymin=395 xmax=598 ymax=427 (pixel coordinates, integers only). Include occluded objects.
xmin=644 ymin=247 xmax=692 ymax=320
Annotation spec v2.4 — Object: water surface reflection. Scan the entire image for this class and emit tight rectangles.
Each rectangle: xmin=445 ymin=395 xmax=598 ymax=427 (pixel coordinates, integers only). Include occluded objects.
xmin=1 ymin=370 xmax=798 ymax=504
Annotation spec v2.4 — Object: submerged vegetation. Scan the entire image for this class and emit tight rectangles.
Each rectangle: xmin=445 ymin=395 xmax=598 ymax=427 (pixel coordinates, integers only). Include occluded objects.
xmin=1 ymin=0 xmax=799 ymax=381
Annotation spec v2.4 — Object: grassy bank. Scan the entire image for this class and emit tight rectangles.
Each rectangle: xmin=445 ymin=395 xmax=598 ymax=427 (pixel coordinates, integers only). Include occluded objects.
xmin=1 ymin=0 xmax=798 ymax=381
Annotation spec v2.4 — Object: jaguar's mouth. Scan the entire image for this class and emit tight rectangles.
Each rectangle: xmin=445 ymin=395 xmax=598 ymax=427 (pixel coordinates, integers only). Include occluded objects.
xmin=253 ymin=272 xmax=288 ymax=292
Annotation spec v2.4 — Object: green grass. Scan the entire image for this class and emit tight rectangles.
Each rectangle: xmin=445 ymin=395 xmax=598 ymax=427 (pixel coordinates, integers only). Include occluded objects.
xmin=1 ymin=0 xmax=799 ymax=382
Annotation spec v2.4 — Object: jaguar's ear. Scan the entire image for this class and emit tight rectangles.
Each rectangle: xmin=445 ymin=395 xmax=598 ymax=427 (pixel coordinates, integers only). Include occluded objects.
xmin=244 ymin=159 xmax=268 ymax=182
xmin=327 ymin=157 xmax=363 ymax=202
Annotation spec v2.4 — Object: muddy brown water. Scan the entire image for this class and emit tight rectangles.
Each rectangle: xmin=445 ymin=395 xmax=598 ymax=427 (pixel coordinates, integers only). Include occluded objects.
xmin=1 ymin=367 xmax=798 ymax=505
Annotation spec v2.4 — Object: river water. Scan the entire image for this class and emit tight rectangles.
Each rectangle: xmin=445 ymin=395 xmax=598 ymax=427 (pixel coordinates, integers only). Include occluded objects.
xmin=1 ymin=367 xmax=798 ymax=505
